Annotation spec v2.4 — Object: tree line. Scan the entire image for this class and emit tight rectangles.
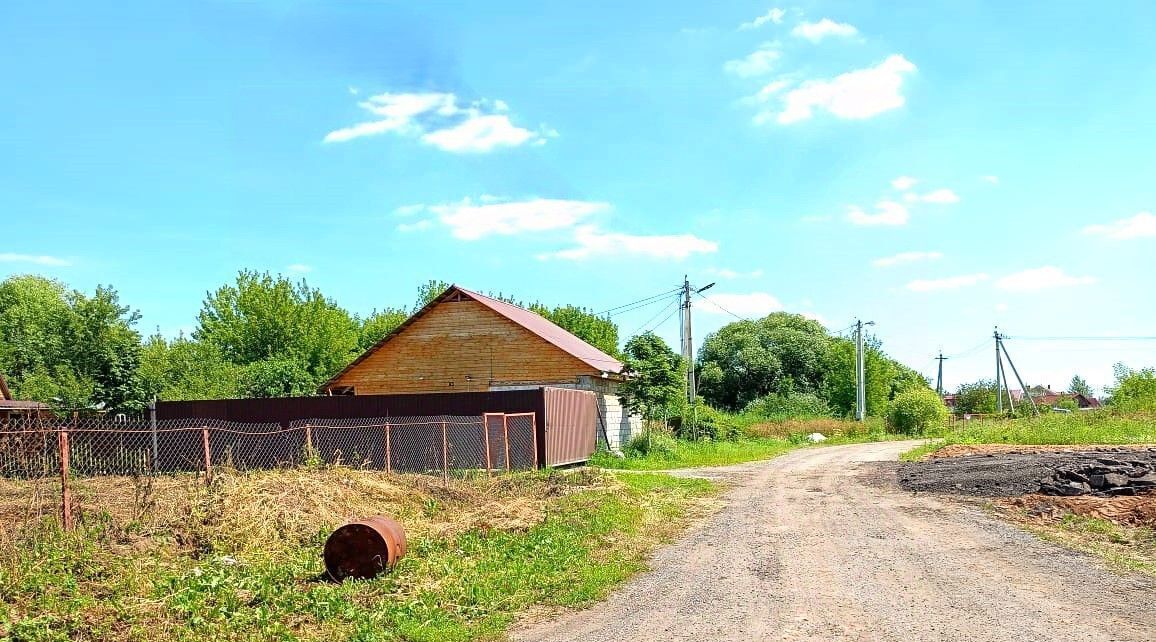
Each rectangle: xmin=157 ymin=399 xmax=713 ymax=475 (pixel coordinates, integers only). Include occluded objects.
xmin=0 ymin=272 xmax=618 ymax=411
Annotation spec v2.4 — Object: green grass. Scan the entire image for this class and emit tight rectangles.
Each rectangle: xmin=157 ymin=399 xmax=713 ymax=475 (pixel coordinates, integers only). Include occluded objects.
xmin=590 ymin=437 xmax=798 ymax=470
xmin=0 ymin=469 xmax=718 ymax=642
xmin=901 ymin=411 xmax=1156 ymax=459
xmin=1010 ymin=511 xmax=1156 ymax=576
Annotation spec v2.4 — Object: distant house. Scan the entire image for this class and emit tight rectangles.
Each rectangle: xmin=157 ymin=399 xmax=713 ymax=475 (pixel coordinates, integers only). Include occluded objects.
xmin=1030 ymin=388 xmax=1102 ymax=409
xmin=321 ymin=285 xmax=641 ymax=450
xmin=0 ymin=372 xmax=50 ymax=422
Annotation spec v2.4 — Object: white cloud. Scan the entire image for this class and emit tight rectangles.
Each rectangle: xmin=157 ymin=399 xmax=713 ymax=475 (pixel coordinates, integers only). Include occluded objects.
xmin=872 ymin=251 xmax=943 ymax=267
xmin=1082 ymin=212 xmax=1156 ymax=240
xmin=706 ymin=267 xmax=765 ymax=279
xmin=847 ymin=201 xmax=909 ymax=226
xmin=800 ymin=311 xmax=829 ymax=326
xmin=544 ymin=225 xmax=717 ymax=261
xmin=405 ymin=197 xmax=610 ymax=241
xmin=724 ymin=43 xmax=781 ymax=77
xmin=0 ymin=253 xmax=71 ymax=266
xmin=913 ymin=188 xmax=960 ymax=204
xmin=982 ymin=175 xmax=1000 ymax=185
xmin=286 ymin=263 xmax=313 ymax=273
xmin=700 ymin=292 xmax=783 ymax=317
xmin=891 ymin=176 xmax=918 ymax=191
xmin=906 ymin=273 xmax=989 ymax=292
xmin=762 ymin=54 xmax=916 ymax=124
xmin=740 ymin=8 xmax=785 ymax=30
xmin=995 ymin=266 xmax=1096 ymax=292
xmin=791 ymin=18 xmax=859 ymax=42
xmin=323 ymin=92 xmax=550 ymax=152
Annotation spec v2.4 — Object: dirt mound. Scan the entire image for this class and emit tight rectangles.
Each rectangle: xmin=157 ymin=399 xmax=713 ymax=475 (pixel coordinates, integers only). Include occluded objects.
xmin=930 ymin=443 xmax=1156 ymax=459
xmin=1000 ymin=494 xmax=1156 ymax=528
xmin=898 ymin=448 xmax=1156 ymax=498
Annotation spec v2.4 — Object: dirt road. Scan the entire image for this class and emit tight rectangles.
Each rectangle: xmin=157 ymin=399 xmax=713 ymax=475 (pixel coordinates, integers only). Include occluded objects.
xmin=515 ymin=441 xmax=1156 ymax=642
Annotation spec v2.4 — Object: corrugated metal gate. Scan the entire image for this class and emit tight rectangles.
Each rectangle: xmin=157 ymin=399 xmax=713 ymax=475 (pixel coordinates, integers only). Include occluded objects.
xmin=543 ymin=388 xmax=596 ymax=466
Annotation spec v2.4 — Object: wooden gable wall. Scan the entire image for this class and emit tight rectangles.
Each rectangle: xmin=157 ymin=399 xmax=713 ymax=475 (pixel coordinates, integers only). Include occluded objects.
xmin=328 ymin=298 xmax=599 ymax=395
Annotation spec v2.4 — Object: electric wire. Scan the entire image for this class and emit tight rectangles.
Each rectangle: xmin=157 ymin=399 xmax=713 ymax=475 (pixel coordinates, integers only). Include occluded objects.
xmin=693 ymin=290 xmax=748 ymax=322
xmin=624 ymin=296 xmax=680 ymax=338
xmin=594 ymin=287 xmax=682 ymax=317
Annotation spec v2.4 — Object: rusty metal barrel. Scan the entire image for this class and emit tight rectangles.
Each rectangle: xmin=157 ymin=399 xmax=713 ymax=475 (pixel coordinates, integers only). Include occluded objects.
xmin=323 ymin=515 xmax=408 ymax=581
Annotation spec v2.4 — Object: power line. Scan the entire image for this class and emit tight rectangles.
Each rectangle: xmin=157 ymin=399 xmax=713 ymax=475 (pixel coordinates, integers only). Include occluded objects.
xmin=944 ymin=338 xmax=991 ymax=360
xmin=594 ymin=287 xmax=682 ymax=317
xmin=624 ymin=296 xmax=680 ymax=338
xmin=693 ymin=291 xmax=747 ymax=322
xmin=1006 ymin=335 xmax=1156 ymax=341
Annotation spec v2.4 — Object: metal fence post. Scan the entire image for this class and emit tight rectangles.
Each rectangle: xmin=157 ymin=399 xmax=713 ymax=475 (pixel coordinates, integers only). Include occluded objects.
xmin=385 ymin=422 xmax=391 ymax=474
xmin=149 ymin=399 xmax=158 ymax=473
xmin=201 ymin=425 xmax=213 ymax=485
xmin=530 ymin=412 xmax=539 ymax=470
xmin=441 ymin=418 xmax=449 ymax=484
xmin=59 ymin=426 xmax=73 ymax=531
xmin=483 ymin=416 xmax=492 ymax=474
xmin=502 ymin=414 xmax=511 ymax=472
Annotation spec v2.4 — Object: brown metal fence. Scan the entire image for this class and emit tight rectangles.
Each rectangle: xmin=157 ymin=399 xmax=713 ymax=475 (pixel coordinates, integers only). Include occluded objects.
xmin=0 ymin=412 xmax=537 ymax=530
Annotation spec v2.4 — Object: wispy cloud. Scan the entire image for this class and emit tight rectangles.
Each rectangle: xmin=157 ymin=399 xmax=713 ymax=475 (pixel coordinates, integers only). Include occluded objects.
xmin=791 ymin=18 xmax=858 ymax=42
xmin=324 ymin=92 xmax=552 ymax=153
xmin=543 ymin=226 xmax=717 ymax=261
xmin=904 ymin=188 xmax=960 ymax=204
xmin=982 ymin=175 xmax=1000 ymax=185
xmin=995 ymin=266 xmax=1096 ymax=292
xmin=847 ymin=201 xmax=909 ymax=226
xmin=724 ymin=43 xmax=781 ymax=77
xmin=739 ymin=8 xmax=785 ymax=30
xmin=906 ymin=273 xmax=989 ymax=292
xmin=0 ymin=253 xmax=71 ymax=266
xmin=1082 ymin=212 xmax=1156 ymax=240
xmin=872 ymin=251 xmax=943 ymax=267
xmin=700 ymin=292 xmax=783 ymax=317
xmin=891 ymin=176 xmax=918 ymax=191
xmin=401 ymin=197 xmax=609 ymax=241
xmin=286 ymin=263 xmax=313 ymax=273
xmin=756 ymin=54 xmax=916 ymax=125
xmin=706 ymin=267 xmax=765 ymax=279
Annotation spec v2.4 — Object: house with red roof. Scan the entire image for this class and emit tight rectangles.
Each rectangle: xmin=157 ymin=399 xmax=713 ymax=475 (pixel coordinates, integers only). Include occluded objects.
xmin=321 ymin=285 xmax=640 ymax=449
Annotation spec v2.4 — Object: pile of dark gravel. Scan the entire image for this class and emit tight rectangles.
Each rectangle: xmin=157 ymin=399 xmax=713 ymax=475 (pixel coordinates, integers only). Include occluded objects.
xmin=898 ymin=449 xmax=1156 ymax=498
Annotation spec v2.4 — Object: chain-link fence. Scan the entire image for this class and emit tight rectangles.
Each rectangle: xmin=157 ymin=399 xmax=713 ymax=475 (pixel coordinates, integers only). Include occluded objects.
xmin=0 ymin=412 xmax=537 ymax=530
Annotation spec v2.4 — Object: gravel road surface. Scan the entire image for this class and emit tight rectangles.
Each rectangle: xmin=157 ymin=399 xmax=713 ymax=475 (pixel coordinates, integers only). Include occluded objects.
xmin=514 ymin=441 xmax=1156 ymax=642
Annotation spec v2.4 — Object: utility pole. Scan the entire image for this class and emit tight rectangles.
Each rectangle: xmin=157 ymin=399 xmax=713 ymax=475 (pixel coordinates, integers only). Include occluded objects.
xmin=994 ymin=327 xmax=1003 ymax=413
xmin=1000 ymin=338 xmax=1039 ymax=416
xmin=935 ymin=351 xmax=948 ymax=397
xmin=854 ymin=320 xmax=874 ymax=421
xmin=680 ymin=275 xmax=695 ymax=404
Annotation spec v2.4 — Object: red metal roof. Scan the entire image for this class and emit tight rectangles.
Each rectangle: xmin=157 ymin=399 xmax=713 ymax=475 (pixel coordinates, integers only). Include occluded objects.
xmin=456 ymin=287 xmax=624 ymax=375
xmin=321 ymin=284 xmax=623 ymax=391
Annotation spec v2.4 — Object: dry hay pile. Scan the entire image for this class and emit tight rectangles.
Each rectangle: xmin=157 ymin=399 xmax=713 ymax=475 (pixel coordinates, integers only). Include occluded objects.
xmin=0 ymin=467 xmax=611 ymax=555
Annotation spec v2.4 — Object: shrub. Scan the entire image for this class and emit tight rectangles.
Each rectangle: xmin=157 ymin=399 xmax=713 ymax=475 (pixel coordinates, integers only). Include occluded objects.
xmin=623 ymin=432 xmax=678 ymax=459
xmin=742 ymin=391 xmax=832 ymax=420
xmin=886 ymin=388 xmax=948 ymax=435
xmin=675 ymin=405 xmax=741 ymax=441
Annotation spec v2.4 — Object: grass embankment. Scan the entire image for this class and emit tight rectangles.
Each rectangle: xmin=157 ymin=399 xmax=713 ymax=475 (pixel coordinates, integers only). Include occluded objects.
xmin=0 ymin=468 xmax=718 ymax=642
xmin=593 ymin=417 xmax=903 ymax=470
xmin=901 ymin=411 xmax=1156 ymax=461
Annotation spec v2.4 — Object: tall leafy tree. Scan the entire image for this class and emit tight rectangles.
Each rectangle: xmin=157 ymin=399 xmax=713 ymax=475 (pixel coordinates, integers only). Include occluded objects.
xmin=356 ymin=308 xmax=409 ymax=351
xmin=413 ymin=279 xmax=453 ymax=311
xmin=195 ymin=270 xmax=360 ymax=392
xmin=953 ymin=379 xmax=999 ymax=415
xmin=0 ymin=275 xmax=144 ymax=410
xmin=618 ymin=332 xmax=685 ymax=418
xmin=139 ymin=334 xmax=242 ymax=401
xmin=1068 ymin=374 xmax=1093 ymax=397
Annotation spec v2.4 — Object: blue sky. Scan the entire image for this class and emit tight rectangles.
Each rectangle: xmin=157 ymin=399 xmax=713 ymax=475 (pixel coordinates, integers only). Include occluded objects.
xmin=4 ymin=1 xmax=1156 ymax=394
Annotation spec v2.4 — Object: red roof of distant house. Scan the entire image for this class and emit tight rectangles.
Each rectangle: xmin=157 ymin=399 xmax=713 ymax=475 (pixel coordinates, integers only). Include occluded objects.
xmin=322 ymin=285 xmax=624 ymax=391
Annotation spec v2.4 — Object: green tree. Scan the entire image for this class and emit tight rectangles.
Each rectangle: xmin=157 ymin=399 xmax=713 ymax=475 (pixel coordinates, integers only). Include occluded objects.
xmin=697 ymin=313 xmax=831 ymax=411
xmin=818 ymin=336 xmax=924 ymax=417
xmin=139 ymin=334 xmax=242 ymax=401
xmin=953 ymin=379 xmax=999 ymax=415
xmin=238 ymin=357 xmax=317 ymax=398
xmin=743 ymin=391 xmax=831 ymax=419
xmin=534 ymin=304 xmax=620 ymax=358
xmin=414 ymin=279 xmax=453 ymax=311
xmin=0 ymin=275 xmax=144 ymax=410
xmin=357 ymin=308 xmax=409 ymax=351
xmin=887 ymin=387 xmax=949 ymax=435
xmin=1068 ymin=375 xmax=1093 ymax=397
xmin=1106 ymin=364 xmax=1156 ymax=412
xmin=618 ymin=332 xmax=685 ymax=418
xmin=195 ymin=271 xmax=360 ymax=393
